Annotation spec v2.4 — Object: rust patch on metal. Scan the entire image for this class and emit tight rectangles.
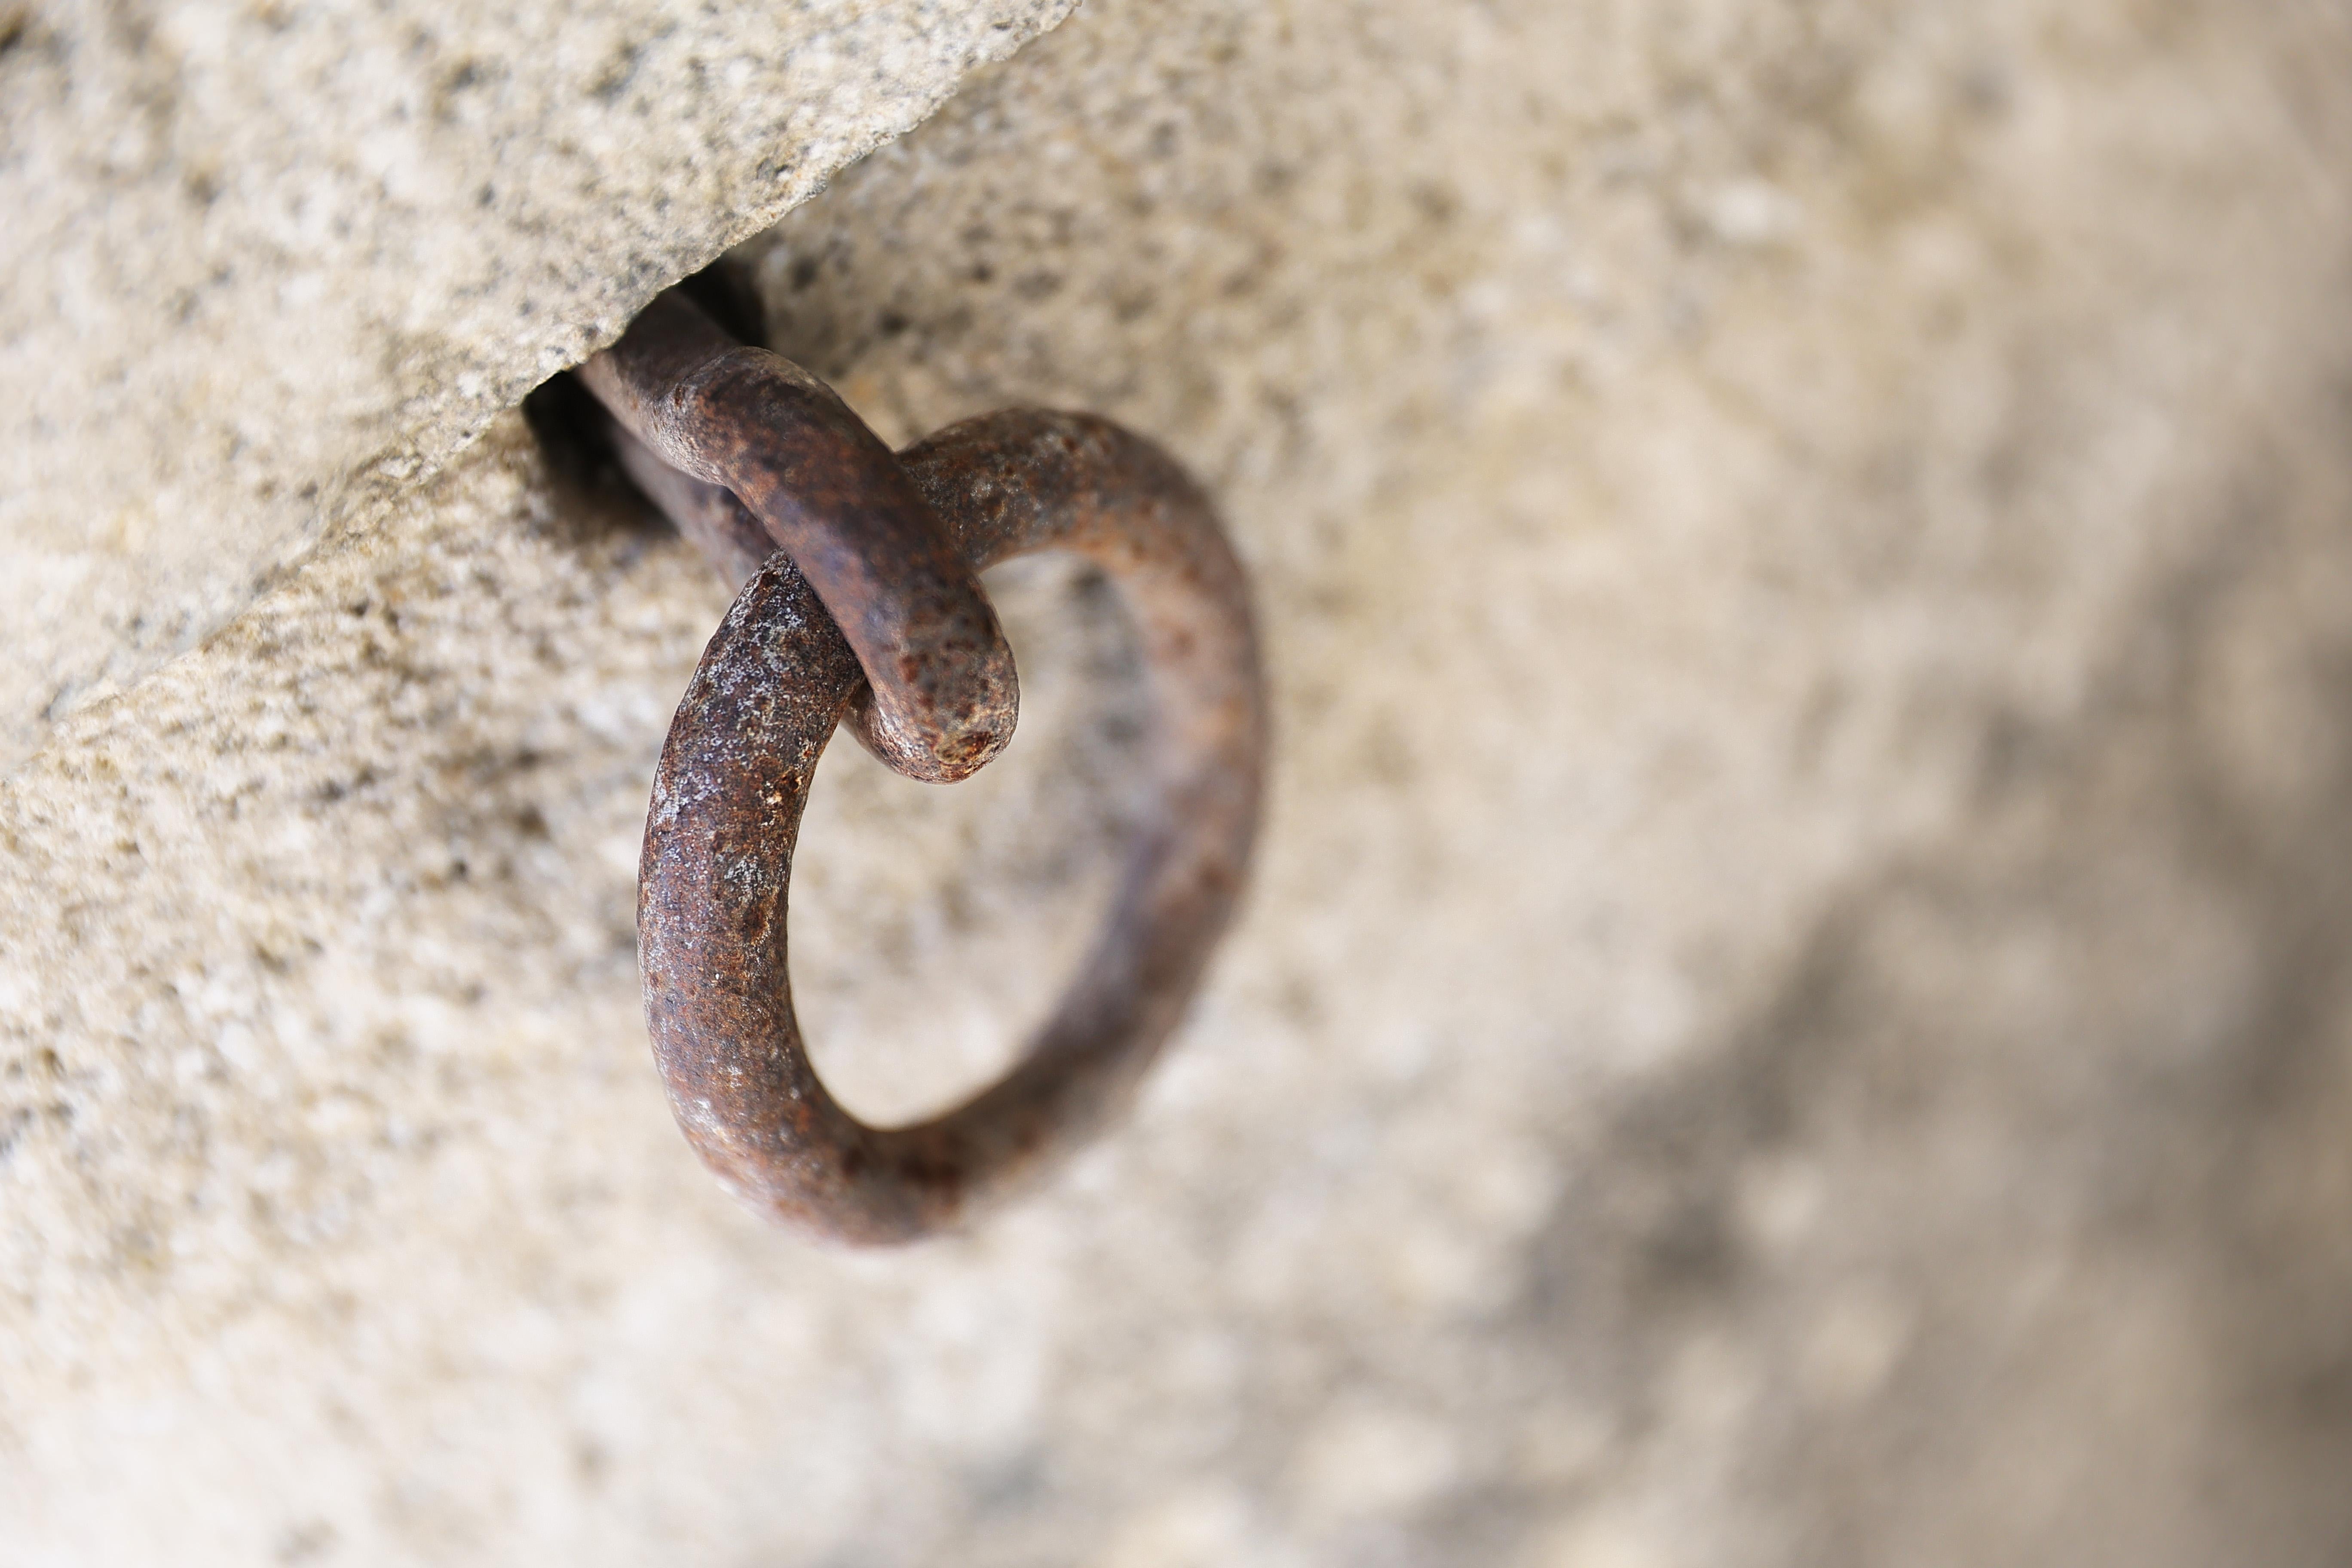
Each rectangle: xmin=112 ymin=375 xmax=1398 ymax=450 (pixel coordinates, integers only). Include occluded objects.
xmin=582 ymin=289 xmax=1019 ymax=784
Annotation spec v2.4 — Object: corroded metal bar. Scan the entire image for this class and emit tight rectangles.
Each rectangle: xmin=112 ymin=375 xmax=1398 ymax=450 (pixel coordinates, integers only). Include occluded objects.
xmin=606 ymin=416 xmax=774 ymax=590
xmin=579 ymin=290 xmax=1019 ymax=784
xmin=635 ymin=410 xmax=1266 ymax=1243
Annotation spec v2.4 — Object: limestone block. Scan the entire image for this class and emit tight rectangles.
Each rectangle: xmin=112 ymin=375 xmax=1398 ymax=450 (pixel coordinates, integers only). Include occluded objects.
xmin=0 ymin=0 xmax=1075 ymax=770
xmin=6 ymin=0 xmax=2352 ymax=1564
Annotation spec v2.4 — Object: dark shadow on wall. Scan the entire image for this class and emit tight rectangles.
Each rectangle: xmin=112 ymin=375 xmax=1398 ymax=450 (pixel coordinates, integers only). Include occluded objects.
xmin=1501 ymin=452 xmax=2352 ymax=1568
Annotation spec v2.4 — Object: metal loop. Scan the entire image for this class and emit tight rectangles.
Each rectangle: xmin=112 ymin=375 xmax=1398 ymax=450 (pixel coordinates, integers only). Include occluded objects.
xmin=581 ymin=291 xmax=1020 ymax=784
xmin=632 ymin=406 xmax=1265 ymax=1243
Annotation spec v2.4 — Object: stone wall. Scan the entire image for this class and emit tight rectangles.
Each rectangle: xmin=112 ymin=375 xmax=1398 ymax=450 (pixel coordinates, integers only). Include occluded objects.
xmin=6 ymin=0 xmax=2352 ymax=1563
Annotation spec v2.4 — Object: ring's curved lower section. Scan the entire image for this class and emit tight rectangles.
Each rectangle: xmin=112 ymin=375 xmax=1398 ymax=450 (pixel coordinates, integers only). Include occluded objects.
xmin=637 ymin=411 xmax=1266 ymax=1244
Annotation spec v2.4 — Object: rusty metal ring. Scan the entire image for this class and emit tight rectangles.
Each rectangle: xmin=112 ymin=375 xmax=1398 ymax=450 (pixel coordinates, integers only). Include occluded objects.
xmin=581 ymin=291 xmax=1019 ymax=784
xmin=635 ymin=407 xmax=1265 ymax=1243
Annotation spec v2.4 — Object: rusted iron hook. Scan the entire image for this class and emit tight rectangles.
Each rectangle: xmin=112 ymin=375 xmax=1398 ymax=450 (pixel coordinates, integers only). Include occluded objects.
xmin=579 ymin=288 xmax=1267 ymax=1244
xmin=581 ymin=290 xmax=1019 ymax=784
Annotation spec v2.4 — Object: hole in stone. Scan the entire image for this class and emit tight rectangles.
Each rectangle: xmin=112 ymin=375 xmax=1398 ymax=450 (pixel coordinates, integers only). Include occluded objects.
xmin=518 ymin=258 xmax=770 ymax=545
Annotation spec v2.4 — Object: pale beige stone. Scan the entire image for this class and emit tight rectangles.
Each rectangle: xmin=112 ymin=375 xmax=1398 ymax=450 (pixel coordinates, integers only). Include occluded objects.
xmin=6 ymin=0 xmax=2352 ymax=1564
xmin=0 ymin=0 xmax=1075 ymax=770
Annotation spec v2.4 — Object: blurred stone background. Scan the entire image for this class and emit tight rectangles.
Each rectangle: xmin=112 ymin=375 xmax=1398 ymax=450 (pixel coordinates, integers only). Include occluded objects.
xmin=5 ymin=0 xmax=2352 ymax=1564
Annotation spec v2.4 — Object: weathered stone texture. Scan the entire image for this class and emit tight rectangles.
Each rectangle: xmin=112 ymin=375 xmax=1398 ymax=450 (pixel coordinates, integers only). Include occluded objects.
xmin=5 ymin=0 xmax=2352 ymax=1563
xmin=0 ymin=0 xmax=1075 ymax=770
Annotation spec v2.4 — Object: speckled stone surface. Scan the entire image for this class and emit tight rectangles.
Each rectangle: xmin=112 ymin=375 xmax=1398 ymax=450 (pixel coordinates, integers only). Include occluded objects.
xmin=0 ymin=0 xmax=1074 ymax=772
xmin=6 ymin=0 xmax=2352 ymax=1563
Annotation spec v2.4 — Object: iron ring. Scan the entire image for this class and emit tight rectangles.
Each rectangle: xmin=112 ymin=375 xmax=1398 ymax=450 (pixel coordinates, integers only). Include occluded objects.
xmin=635 ymin=410 xmax=1266 ymax=1243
